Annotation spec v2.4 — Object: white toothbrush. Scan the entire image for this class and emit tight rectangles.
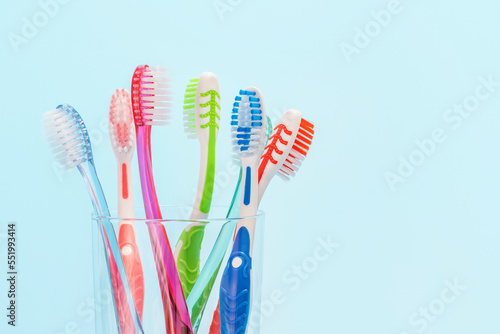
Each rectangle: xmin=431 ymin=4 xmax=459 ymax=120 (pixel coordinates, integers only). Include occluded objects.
xmin=257 ymin=109 xmax=314 ymax=202
xmin=219 ymin=87 xmax=267 ymax=334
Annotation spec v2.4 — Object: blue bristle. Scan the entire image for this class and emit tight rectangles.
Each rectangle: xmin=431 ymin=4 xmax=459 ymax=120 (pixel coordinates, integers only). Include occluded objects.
xmin=239 ymin=90 xmax=256 ymax=96
xmin=232 ymin=89 xmax=264 ymax=155
xmin=238 ymin=139 xmax=250 ymax=146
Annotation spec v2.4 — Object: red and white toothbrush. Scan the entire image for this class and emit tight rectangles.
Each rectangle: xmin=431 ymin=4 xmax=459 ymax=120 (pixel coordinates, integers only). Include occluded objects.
xmin=109 ymin=88 xmax=145 ymax=320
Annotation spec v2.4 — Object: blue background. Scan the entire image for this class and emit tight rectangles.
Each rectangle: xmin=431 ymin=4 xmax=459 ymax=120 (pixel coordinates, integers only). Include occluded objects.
xmin=2 ymin=0 xmax=500 ymax=333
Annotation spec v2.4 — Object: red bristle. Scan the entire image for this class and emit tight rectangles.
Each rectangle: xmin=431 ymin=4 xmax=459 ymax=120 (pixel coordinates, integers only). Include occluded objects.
xmin=292 ymin=144 xmax=307 ymax=156
xmin=299 ymin=128 xmax=313 ymax=140
xmin=295 ymin=140 xmax=309 ymax=151
xmin=296 ymin=133 xmax=312 ymax=145
xmin=300 ymin=118 xmax=315 ymax=132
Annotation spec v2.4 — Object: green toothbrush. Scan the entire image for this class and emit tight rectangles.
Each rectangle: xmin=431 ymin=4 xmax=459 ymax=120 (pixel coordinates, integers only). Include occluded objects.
xmin=175 ymin=72 xmax=221 ymax=298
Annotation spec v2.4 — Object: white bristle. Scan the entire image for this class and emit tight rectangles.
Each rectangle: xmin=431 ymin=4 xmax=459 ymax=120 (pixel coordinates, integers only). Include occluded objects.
xmin=109 ymin=89 xmax=135 ymax=155
xmin=135 ymin=66 xmax=172 ymax=126
xmin=43 ymin=105 xmax=91 ymax=169
xmin=277 ymin=119 xmax=314 ymax=181
xmin=278 ymin=150 xmax=305 ymax=181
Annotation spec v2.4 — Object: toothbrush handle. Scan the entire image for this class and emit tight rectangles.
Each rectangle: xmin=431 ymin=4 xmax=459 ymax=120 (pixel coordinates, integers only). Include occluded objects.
xmin=136 ymin=126 xmax=194 ymax=332
xmin=176 ymin=225 xmax=205 ymax=297
xmin=117 ymin=162 xmax=135 ymax=218
xmin=219 ymin=227 xmax=252 ymax=334
xmin=136 ymin=126 xmax=162 ymax=219
xmin=118 ymin=224 xmax=145 ymax=320
xmin=147 ymin=223 xmax=193 ymax=334
xmin=103 ymin=231 xmax=136 ymax=334
xmin=237 ymin=166 xmax=258 ymax=239
xmin=176 ymin=124 xmax=217 ymax=297
xmin=209 ymin=303 xmax=221 ymax=334
xmin=81 ymin=163 xmax=143 ymax=332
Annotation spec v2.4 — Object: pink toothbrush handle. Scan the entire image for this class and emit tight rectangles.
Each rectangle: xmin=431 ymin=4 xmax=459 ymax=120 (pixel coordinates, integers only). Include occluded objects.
xmin=119 ymin=224 xmax=145 ymax=320
xmin=136 ymin=126 xmax=192 ymax=332
xmin=147 ymin=222 xmax=193 ymax=334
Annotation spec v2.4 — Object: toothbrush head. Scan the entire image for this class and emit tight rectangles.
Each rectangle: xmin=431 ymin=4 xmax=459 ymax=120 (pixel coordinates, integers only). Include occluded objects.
xmin=278 ymin=116 xmax=314 ymax=181
xmin=183 ymin=72 xmax=221 ymax=141
xmin=258 ymin=109 xmax=315 ymax=183
xmin=109 ymin=88 xmax=135 ymax=158
xmin=231 ymin=87 xmax=267 ymax=164
xmin=131 ymin=65 xmax=172 ymax=127
xmin=43 ymin=104 xmax=93 ymax=169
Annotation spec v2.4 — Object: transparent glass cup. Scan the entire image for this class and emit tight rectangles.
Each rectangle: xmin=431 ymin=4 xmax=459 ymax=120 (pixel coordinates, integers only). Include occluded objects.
xmin=92 ymin=205 xmax=264 ymax=334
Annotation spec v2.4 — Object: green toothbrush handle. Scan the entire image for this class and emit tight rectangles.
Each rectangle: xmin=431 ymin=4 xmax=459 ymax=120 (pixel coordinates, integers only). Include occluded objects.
xmin=177 ymin=225 xmax=206 ymax=297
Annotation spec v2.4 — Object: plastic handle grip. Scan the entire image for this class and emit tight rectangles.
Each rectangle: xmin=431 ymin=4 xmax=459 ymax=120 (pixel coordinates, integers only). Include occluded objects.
xmin=219 ymin=227 xmax=252 ymax=334
xmin=176 ymin=225 xmax=205 ymax=297
xmin=118 ymin=224 xmax=145 ymax=320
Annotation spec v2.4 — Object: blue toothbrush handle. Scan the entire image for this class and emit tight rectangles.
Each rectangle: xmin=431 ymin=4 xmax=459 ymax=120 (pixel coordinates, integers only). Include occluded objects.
xmin=220 ymin=227 xmax=252 ymax=334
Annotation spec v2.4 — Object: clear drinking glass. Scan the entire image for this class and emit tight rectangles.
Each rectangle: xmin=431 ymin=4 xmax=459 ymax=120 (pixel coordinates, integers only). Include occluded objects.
xmin=92 ymin=205 xmax=264 ymax=334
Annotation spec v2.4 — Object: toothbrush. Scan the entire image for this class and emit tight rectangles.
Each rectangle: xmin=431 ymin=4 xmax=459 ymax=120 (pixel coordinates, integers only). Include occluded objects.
xmin=219 ymin=88 xmax=267 ymax=334
xmin=131 ymin=65 xmax=170 ymax=219
xmin=175 ymin=72 xmax=220 ymax=298
xmin=43 ymin=104 xmax=143 ymax=333
xmin=257 ymin=109 xmax=314 ymax=202
xmin=209 ymin=109 xmax=314 ymax=334
xmin=131 ymin=65 xmax=193 ymax=333
xmin=109 ymin=88 xmax=145 ymax=320
xmin=187 ymin=116 xmax=272 ymax=331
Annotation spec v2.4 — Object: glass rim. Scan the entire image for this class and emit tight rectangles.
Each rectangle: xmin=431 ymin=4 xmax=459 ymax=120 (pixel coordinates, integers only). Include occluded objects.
xmin=91 ymin=204 xmax=265 ymax=223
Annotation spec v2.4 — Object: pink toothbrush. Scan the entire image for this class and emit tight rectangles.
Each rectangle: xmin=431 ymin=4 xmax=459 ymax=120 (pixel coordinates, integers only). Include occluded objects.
xmin=131 ymin=65 xmax=192 ymax=333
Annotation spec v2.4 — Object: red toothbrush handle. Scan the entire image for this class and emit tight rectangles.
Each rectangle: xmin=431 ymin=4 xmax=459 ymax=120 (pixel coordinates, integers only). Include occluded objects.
xmin=119 ymin=224 xmax=145 ymax=320
xmin=103 ymin=231 xmax=135 ymax=333
xmin=209 ymin=302 xmax=221 ymax=334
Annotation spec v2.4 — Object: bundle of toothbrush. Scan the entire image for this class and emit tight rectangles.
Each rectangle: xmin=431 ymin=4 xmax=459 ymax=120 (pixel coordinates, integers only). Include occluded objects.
xmin=43 ymin=66 xmax=314 ymax=334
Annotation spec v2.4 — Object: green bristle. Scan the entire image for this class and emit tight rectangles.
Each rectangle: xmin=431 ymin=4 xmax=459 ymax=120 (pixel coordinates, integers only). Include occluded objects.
xmin=183 ymin=78 xmax=199 ymax=137
xmin=265 ymin=116 xmax=273 ymax=147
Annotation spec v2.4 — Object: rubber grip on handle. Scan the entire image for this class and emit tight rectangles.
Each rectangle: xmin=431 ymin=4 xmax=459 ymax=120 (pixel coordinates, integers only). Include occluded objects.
xmin=176 ymin=225 xmax=206 ymax=297
xmin=118 ymin=224 xmax=145 ymax=320
xmin=219 ymin=227 xmax=252 ymax=334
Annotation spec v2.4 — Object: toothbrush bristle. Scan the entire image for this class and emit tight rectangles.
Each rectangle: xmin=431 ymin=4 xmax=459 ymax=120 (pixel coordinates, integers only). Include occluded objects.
xmin=43 ymin=104 xmax=92 ymax=169
xmin=183 ymin=78 xmax=199 ymax=138
xmin=131 ymin=65 xmax=172 ymax=127
xmin=109 ymin=88 xmax=135 ymax=154
xmin=231 ymin=89 xmax=264 ymax=158
xmin=278 ymin=118 xmax=314 ymax=181
xmin=265 ymin=115 xmax=273 ymax=145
